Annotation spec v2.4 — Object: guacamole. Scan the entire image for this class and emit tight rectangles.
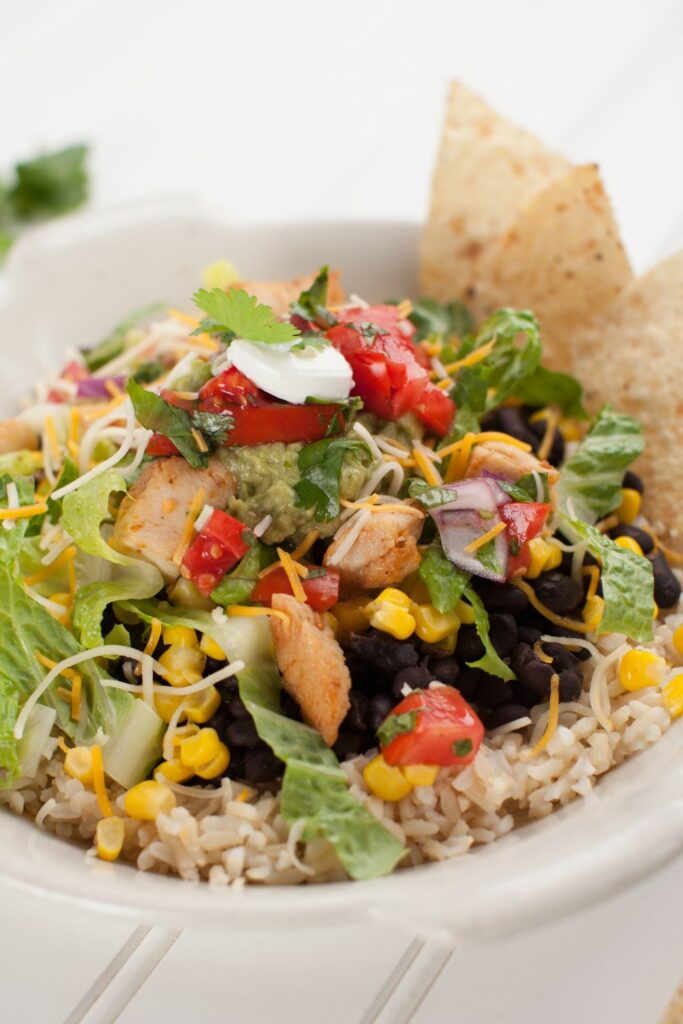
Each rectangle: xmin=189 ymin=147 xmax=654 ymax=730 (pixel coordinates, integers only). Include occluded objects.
xmin=218 ymin=439 xmax=377 ymax=544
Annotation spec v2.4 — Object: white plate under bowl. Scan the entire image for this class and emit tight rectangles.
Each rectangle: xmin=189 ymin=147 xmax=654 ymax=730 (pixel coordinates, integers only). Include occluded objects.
xmin=0 ymin=200 xmax=682 ymax=940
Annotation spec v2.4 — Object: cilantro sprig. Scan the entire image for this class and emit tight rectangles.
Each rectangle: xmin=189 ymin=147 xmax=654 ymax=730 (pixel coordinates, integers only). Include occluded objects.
xmin=294 ymin=437 xmax=370 ymax=522
xmin=193 ymin=288 xmax=301 ymax=348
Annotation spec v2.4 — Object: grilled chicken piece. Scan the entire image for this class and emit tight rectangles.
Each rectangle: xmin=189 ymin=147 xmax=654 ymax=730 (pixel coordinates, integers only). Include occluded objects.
xmin=229 ymin=270 xmax=345 ymax=317
xmin=270 ymin=593 xmax=351 ymax=746
xmin=465 ymin=440 xmax=559 ymax=485
xmin=323 ymin=505 xmax=425 ymax=597
xmin=112 ymin=456 xmax=234 ymax=580
xmin=0 ymin=419 xmax=39 ymax=455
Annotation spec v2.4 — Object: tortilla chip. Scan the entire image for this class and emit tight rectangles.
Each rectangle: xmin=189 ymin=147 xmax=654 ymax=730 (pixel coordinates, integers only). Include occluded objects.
xmin=477 ymin=164 xmax=634 ymax=369
xmin=573 ymin=251 xmax=683 ymax=543
xmin=230 ymin=270 xmax=345 ymax=316
xmin=420 ymin=81 xmax=569 ymax=303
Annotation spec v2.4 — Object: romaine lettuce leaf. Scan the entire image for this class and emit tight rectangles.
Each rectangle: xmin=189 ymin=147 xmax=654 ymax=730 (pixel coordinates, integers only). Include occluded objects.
xmin=512 ymin=365 xmax=587 ymax=418
xmin=556 ymin=406 xmax=644 ymax=523
xmin=0 ymin=475 xmax=36 ymax=564
xmin=61 ymin=470 xmax=163 ymax=647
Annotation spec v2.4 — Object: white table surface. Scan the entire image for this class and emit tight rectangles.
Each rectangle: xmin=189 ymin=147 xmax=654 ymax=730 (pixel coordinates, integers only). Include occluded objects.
xmin=2 ymin=2 xmax=683 ymax=1021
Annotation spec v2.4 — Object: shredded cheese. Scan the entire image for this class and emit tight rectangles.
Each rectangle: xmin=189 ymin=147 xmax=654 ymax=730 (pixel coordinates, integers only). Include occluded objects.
xmin=512 ymin=579 xmax=598 ymax=634
xmin=463 ymin=520 xmax=506 ymax=554
xmin=440 ymin=338 xmax=496 ymax=376
xmin=191 ymin=427 xmax=209 ymax=453
xmin=412 ymin=447 xmax=442 ymax=486
xmin=90 ymin=745 xmax=112 ymax=817
xmin=253 ymin=514 xmax=272 ymax=538
xmin=144 ymin=618 xmax=162 ymax=657
xmin=228 ymin=605 xmax=289 ymax=624
xmin=642 ymin=527 xmax=683 ymax=566
xmin=24 ymin=545 xmax=76 ymax=585
xmin=0 ymin=502 xmax=48 ymax=522
xmin=44 ymin=415 xmax=61 ymax=461
xmin=582 ymin=565 xmax=601 ymax=601
xmin=277 ymin=548 xmax=308 ymax=603
xmin=104 ymin=379 xmax=123 ymax=399
xmin=533 ymin=640 xmax=554 ymax=664
xmin=290 ymin=530 xmax=320 ymax=561
xmin=67 ymin=557 xmax=77 ymax=603
xmin=172 ymin=488 xmax=207 ymax=566
xmin=70 ymin=675 xmax=82 ymax=722
xmin=162 ymin=697 xmax=192 ymax=761
xmin=193 ymin=503 xmax=215 ymax=534
xmin=444 ymin=431 xmax=476 ymax=483
xmin=596 ymin=514 xmax=619 ymax=533
xmin=351 ymin=421 xmax=383 ymax=462
xmin=395 ymin=299 xmax=413 ymax=319
xmin=35 ymin=651 xmax=81 ymax=682
xmin=524 ymin=674 xmax=560 ymax=759
xmin=536 ymin=410 xmax=560 ymax=462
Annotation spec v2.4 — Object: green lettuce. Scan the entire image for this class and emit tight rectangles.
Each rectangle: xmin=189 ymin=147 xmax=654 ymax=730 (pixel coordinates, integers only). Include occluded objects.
xmin=556 ymin=406 xmax=644 ymax=524
xmin=408 ymin=297 xmax=474 ymax=342
xmin=0 ymin=475 xmax=36 ymax=565
xmin=512 ymin=365 xmax=587 ymax=418
xmin=419 ymin=541 xmax=470 ymax=613
xmin=210 ymin=538 xmax=275 ymax=606
xmin=62 ymin=471 xmax=163 ymax=647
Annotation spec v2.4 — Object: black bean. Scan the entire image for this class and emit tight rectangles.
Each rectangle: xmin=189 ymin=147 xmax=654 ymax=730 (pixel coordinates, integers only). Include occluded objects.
xmin=428 ymin=658 xmax=460 ymax=686
xmin=333 ymin=727 xmax=367 ymax=760
xmin=649 ymin=552 xmax=681 ymax=609
xmin=558 ymin=668 xmax=583 ymax=702
xmin=225 ymin=716 xmax=260 ymax=748
xmin=517 ymin=626 xmax=543 ymax=648
xmin=455 ymin=624 xmax=484 ymax=661
xmin=543 ymin=642 xmax=580 ymax=672
xmin=280 ymin=691 xmax=303 ymax=721
xmin=528 ymin=415 xmax=565 ymax=466
xmin=349 ymin=630 xmax=419 ymax=672
xmin=622 ymin=470 xmax=644 ymax=494
xmin=225 ymin=749 xmax=244 ymax=780
xmin=485 ymin=704 xmax=531 ymax=729
xmin=489 ymin=612 xmax=518 ymax=657
xmin=347 ymin=690 xmax=370 ymax=731
xmin=518 ymin=657 xmax=554 ymax=698
xmin=242 ymin=745 xmax=284 ymax=784
xmin=476 ymin=675 xmax=515 ymax=709
xmin=455 ymin=667 xmax=482 ymax=700
xmin=474 ymin=581 xmax=529 ymax=615
xmin=224 ymin=691 xmax=249 ymax=718
xmin=608 ymin=524 xmax=654 ymax=555
xmin=392 ymin=665 xmax=432 ymax=698
xmin=531 ymin=571 xmax=583 ymax=613
xmin=511 ymin=642 xmax=534 ymax=677
xmin=368 ymin=693 xmax=397 ymax=734
xmin=514 ymin=684 xmax=544 ymax=709
xmin=496 ymin=407 xmax=539 ymax=448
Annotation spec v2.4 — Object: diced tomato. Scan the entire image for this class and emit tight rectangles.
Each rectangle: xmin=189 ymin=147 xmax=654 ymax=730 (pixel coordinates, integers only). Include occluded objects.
xmin=499 ymin=502 xmax=550 ymax=547
xmin=379 ymin=687 xmax=484 ymax=767
xmin=198 ymin=367 xmax=267 ymax=413
xmin=181 ymin=509 xmax=250 ymax=596
xmin=223 ymin=403 xmax=346 ymax=446
xmin=338 ymin=304 xmax=429 ymax=368
xmin=146 ymin=434 xmax=180 ymax=457
xmin=327 ymin=316 xmax=454 ymax=436
xmin=251 ymin=565 xmax=341 ymax=612
xmin=506 ymin=542 xmax=532 ymax=580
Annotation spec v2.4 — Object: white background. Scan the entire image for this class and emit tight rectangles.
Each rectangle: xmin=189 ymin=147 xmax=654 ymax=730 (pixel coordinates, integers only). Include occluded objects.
xmin=2 ymin=2 xmax=683 ymax=1022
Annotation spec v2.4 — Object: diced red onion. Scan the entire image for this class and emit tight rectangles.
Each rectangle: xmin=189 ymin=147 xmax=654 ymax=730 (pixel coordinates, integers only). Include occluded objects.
xmin=76 ymin=375 xmax=127 ymax=399
xmin=431 ymin=477 xmax=509 ymax=582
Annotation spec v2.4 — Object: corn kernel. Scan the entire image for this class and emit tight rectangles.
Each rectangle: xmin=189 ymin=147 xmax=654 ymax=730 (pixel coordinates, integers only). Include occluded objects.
xmin=401 ymin=764 xmax=439 ymax=787
xmin=154 ymin=689 xmax=187 ymax=724
xmin=662 ymin=674 xmax=683 ymax=718
xmin=194 ymin=744 xmax=230 ymax=779
xmin=673 ymin=624 xmax=683 ymax=656
xmin=95 ymin=815 xmax=125 ymax=862
xmin=156 ymin=758 xmax=194 ymax=783
xmin=614 ymin=535 xmax=644 ymax=557
xmin=184 ymin=685 xmax=221 ymax=724
xmin=559 ymin=417 xmax=583 ymax=442
xmin=363 ymin=754 xmax=414 ymax=801
xmin=324 ymin=611 xmax=339 ymax=638
xmin=525 ymin=537 xmax=563 ymax=579
xmin=158 ymin=645 xmax=206 ymax=687
xmin=455 ymin=599 xmax=475 ymax=624
xmin=582 ymin=595 xmax=604 ymax=630
xmin=179 ymin=727 xmax=222 ymax=768
xmin=375 ymin=588 xmax=414 ymax=610
xmin=619 ymin=649 xmax=667 ymax=692
xmin=653 ymin=601 xmax=659 ymax=620
xmin=367 ymin=602 xmax=416 ymax=641
xmin=330 ymin=596 xmax=370 ymax=637
xmin=413 ymin=604 xmax=460 ymax=644
xmin=616 ymin=488 xmax=641 ymax=525
xmin=123 ymin=780 xmax=176 ymax=820
xmin=64 ymin=746 xmax=93 ymax=785
xmin=162 ymin=624 xmax=198 ymax=648
xmin=199 ymin=634 xmax=226 ymax=661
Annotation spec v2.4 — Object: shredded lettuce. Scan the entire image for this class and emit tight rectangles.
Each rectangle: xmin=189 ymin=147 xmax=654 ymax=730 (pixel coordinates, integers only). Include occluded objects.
xmin=61 ymin=471 xmax=163 ymax=647
xmin=461 ymin=586 xmax=515 ymax=681
xmin=238 ymin=663 xmax=406 ymax=880
xmin=556 ymin=406 xmax=644 ymax=523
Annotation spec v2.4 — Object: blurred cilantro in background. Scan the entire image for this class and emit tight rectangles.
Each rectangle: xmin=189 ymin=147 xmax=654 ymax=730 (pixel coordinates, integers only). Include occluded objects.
xmin=0 ymin=144 xmax=89 ymax=262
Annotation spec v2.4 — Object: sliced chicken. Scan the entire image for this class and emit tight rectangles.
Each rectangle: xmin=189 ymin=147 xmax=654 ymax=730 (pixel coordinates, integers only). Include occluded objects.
xmin=229 ymin=270 xmax=345 ymax=317
xmin=0 ymin=419 xmax=39 ymax=455
xmin=270 ymin=593 xmax=351 ymax=747
xmin=324 ymin=505 xmax=425 ymax=597
xmin=112 ymin=455 xmax=234 ymax=580
xmin=466 ymin=440 xmax=559 ymax=486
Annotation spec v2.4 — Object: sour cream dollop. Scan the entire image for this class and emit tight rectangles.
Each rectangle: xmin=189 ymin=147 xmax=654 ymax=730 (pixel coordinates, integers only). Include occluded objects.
xmin=228 ymin=338 xmax=353 ymax=404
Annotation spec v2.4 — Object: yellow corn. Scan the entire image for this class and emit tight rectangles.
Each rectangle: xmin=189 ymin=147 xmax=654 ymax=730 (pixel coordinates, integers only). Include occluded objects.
xmin=366 ymin=601 xmax=416 ymax=641
xmin=158 ymin=644 xmax=206 ymax=687
xmin=63 ymin=746 xmax=93 ymax=785
xmin=616 ymin=488 xmax=641 ymax=525
xmin=614 ymin=535 xmax=644 ymax=557
xmin=95 ymin=816 xmax=125 ymax=862
xmin=199 ymin=634 xmax=226 ymax=661
xmin=653 ymin=601 xmax=659 ymax=620
xmin=330 ymin=596 xmax=370 ymax=637
xmin=558 ymin=417 xmax=583 ymax=442
xmin=455 ymin=599 xmax=475 ymax=624
xmin=401 ymin=764 xmax=439 ymax=787
xmin=662 ymin=674 xmax=683 ymax=718
xmin=619 ymin=649 xmax=667 ymax=692
xmin=375 ymin=587 xmax=414 ymax=610
xmin=582 ymin=595 xmax=604 ymax=631
xmin=162 ymin=624 xmax=198 ymax=648
xmin=156 ymin=758 xmax=195 ymax=783
xmin=123 ymin=780 xmax=177 ymax=820
xmin=525 ymin=537 xmax=563 ymax=579
xmin=413 ymin=604 xmax=460 ymax=644
xmin=194 ymin=745 xmax=230 ymax=779
xmin=363 ymin=754 xmax=413 ymax=801
xmin=431 ymin=632 xmax=458 ymax=655
xmin=154 ymin=689 xmax=187 ymax=724
xmin=179 ymin=727 xmax=222 ymax=768
xmin=672 ymin=623 xmax=683 ymax=656
xmin=184 ymin=685 xmax=221 ymax=724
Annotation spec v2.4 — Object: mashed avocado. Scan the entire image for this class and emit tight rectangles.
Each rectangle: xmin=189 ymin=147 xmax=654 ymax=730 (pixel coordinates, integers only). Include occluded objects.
xmin=218 ymin=439 xmax=377 ymax=544
xmin=356 ymin=412 xmax=424 ymax=448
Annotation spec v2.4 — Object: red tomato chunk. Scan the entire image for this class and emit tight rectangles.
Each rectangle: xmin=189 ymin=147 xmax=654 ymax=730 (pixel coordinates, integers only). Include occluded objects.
xmin=379 ymin=686 xmax=484 ymax=767
xmin=251 ymin=565 xmax=341 ymax=612
xmin=182 ymin=509 xmax=250 ymax=595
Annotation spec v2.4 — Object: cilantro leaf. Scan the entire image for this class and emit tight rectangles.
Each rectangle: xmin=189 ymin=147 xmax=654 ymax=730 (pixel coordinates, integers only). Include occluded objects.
xmin=476 ymin=538 xmax=504 ymax=576
xmin=513 ymin=365 xmax=588 ymax=419
xmin=132 ymin=360 xmax=166 ymax=384
xmin=9 ymin=145 xmax=88 ymax=220
xmin=452 ymin=738 xmax=473 ymax=757
xmin=191 ymin=411 xmax=234 ymax=448
xmin=418 ymin=540 xmax=470 ymax=613
xmin=408 ymin=479 xmax=456 ymax=510
xmin=462 ymin=587 xmax=515 ymax=681
xmin=557 ymin=406 xmax=644 ymax=523
xmin=294 ymin=437 xmax=369 ymax=522
xmin=290 ymin=266 xmax=337 ymax=328
xmin=127 ymin=379 xmax=207 ymax=468
xmin=498 ymin=473 xmax=550 ymax=503
xmin=377 ymin=710 xmax=417 ymax=747
xmin=193 ymin=288 xmax=300 ymax=347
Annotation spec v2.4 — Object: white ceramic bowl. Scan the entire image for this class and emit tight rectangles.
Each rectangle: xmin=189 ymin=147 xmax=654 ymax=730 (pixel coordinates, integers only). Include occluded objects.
xmin=1 ymin=201 xmax=682 ymax=940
